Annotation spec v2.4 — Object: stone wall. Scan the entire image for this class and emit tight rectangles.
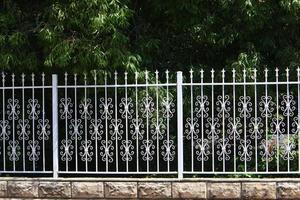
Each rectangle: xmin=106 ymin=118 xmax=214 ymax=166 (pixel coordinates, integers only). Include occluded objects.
xmin=0 ymin=178 xmax=299 ymax=199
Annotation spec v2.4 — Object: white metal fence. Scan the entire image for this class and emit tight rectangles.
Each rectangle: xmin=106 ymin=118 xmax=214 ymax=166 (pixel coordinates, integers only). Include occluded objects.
xmin=0 ymin=69 xmax=300 ymax=178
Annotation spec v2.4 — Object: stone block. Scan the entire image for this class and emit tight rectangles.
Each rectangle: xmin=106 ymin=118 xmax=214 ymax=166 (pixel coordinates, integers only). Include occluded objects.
xmin=138 ymin=182 xmax=171 ymax=198
xmin=242 ymin=182 xmax=276 ymax=199
xmin=104 ymin=182 xmax=137 ymax=198
xmin=172 ymin=182 xmax=206 ymax=199
xmin=39 ymin=181 xmax=71 ymax=198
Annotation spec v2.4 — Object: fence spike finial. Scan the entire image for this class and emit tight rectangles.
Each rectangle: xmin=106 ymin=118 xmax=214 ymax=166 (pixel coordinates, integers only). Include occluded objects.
xmin=286 ymin=67 xmax=290 ymax=78
xmin=84 ymin=72 xmax=87 ymax=82
xmin=124 ymin=71 xmax=128 ymax=80
xmin=165 ymin=69 xmax=169 ymax=75
xmin=264 ymin=68 xmax=268 ymax=78
xmin=145 ymin=70 xmax=149 ymax=80
xmin=42 ymin=72 xmax=45 ymax=82
xmin=21 ymin=73 xmax=25 ymax=81
xmin=211 ymin=69 xmax=215 ymax=79
xmin=134 ymin=71 xmax=138 ymax=80
xmin=155 ymin=70 xmax=159 ymax=79
xmin=221 ymin=68 xmax=225 ymax=79
xmin=12 ymin=73 xmax=15 ymax=81
xmin=64 ymin=72 xmax=68 ymax=83
xmin=31 ymin=73 xmax=35 ymax=83
xmin=275 ymin=68 xmax=279 ymax=77
xmin=200 ymin=69 xmax=204 ymax=79
xmin=190 ymin=69 xmax=194 ymax=79
xmin=74 ymin=73 xmax=77 ymax=82
xmin=297 ymin=67 xmax=300 ymax=77
xmin=114 ymin=71 xmax=118 ymax=80
xmin=93 ymin=70 xmax=97 ymax=81
xmin=253 ymin=68 xmax=257 ymax=78
xmin=243 ymin=68 xmax=247 ymax=78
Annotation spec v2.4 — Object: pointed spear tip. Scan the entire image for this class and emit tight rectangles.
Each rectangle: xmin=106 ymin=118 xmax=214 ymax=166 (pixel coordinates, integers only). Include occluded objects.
xmin=286 ymin=67 xmax=290 ymax=72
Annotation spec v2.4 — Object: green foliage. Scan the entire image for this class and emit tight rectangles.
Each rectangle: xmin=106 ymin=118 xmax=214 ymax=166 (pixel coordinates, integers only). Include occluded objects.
xmin=1 ymin=0 xmax=300 ymax=73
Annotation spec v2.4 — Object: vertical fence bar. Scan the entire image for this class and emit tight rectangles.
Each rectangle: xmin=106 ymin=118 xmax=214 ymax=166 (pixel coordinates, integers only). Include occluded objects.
xmin=276 ymin=68 xmax=280 ymax=172
xmin=297 ymin=68 xmax=300 ymax=172
xmin=232 ymin=69 xmax=236 ymax=172
xmin=52 ymin=74 xmax=59 ymax=178
xmin=177 ymin=71 xmax=183 ymax=179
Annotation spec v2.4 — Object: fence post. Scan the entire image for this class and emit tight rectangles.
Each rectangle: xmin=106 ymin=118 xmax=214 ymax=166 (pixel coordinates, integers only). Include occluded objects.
xmin=52 ymin=74 xmax=59 ymax=178
xmin=177 ymin=71 xmax=183 ymax=179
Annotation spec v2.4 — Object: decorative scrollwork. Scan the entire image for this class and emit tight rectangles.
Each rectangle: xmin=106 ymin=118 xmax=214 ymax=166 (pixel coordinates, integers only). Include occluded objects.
xmin=120 ymin=140 xmax=134 ymax=161
xmin=238 ymin=96 xmax=252 ymax=118
xmin=249 ymin=117 xmax=263 ymax=139
xmin=270 ymin=118 xmax=285 ymax=139
xmin=281 ymin=139 xmax=296 ymax=161
xmin=90 ymin=119 xmax=103 ymax=140
xmin=216 ymin=138 xmax=231 ymax=161
xmin=140 ymin=96 xmax=154 ymax=118
xmin=259 ymin=96 xmax=275 ymax=117
xmin=281 ymin=95 xmax=296 ymax=116
xmin=238 ymin=139 xmax=253 ymax=161
xmin=259 ymin=139 xmax=275 ymax=162
xmin=141 ymin=139 xmax=155 ymax=161
xmin=110 ymin=119 xmax=123 ymax=140
xmin=27 ymin=140 xmax=40 ymax=161
xmin=227 ymin=117 xmax=242 ymax=140
xmin=120 ymin=97 xmax=134 ymax=119
xmin=162 ymin=97 xmax=175 ymax=118
xmin=59 ymin=98 xmax=73 ymax=119
xmin=185 ymin=117 xmax=199 ymax=140
xmin=195 ymin=95 xmax=209 ymax=118
xmin=130 ymin=118 xmax=144 ymax=140
xmin=195 ymin=138 xmax=210 ymax=161
xmin=27 ymin=99 xmax=41 ymax=120
xmin=292 ymin=117 xmax=300 ymax=134
xmin=69 ymin=119 xmax=83 ymax=140
xmin=79 ymin=98 xmax=93 ymax=120
xmin=0 ymin=120 xmax=10 ymax=140
xmin=17 ymin=119 xmax=30 ymax=140
xmin=205 ymin=117 xmax=220 ymax=140
xmin=151 ymin=118 xmax=165 ymax=140
xmin=60 ymin=139 xmax=74 ymax=161
xmin=161 ymin=139 xmax=176 ymax=161
xmin=99 ymin=97 xmax=113 ymax=120
xmin=7 ymin=98 xmax=20 ymax=120
xmin=7 ymin=140 xmax=20 ymax=161
xmin=216 ymin=95 xmax=231 ymax=118
xmin=37 ymin=119 xmax=50 ymax=140
xmin=99 ymin=140 xmax=114 ymax=163
xmin=79 ymin=140 xmax=94 ymax=162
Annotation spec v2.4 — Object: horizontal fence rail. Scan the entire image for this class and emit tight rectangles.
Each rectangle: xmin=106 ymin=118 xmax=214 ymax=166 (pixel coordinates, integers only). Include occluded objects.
xmin=0 ymin=68 xmax=300 ymax=178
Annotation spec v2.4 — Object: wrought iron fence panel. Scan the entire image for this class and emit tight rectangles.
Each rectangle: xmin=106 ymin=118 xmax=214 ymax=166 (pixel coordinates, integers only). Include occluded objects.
xmin=57 ymin=71 xmax=178 ymax=174
xmin=1 ymin=68 xmax=300 ymax=178
xmin=183 ymin=68 xmax=300 ymax=174
xmin=0 ymin=73 xmax=53 ymax=174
